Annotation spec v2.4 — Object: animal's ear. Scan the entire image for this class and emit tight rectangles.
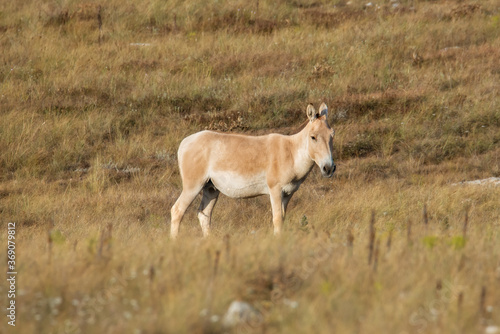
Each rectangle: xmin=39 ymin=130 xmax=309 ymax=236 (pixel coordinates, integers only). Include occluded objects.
xmin=307 ymin=104 xmax=317 ymax=122
xmin=319 ymin=103 xmax=328 ymax=118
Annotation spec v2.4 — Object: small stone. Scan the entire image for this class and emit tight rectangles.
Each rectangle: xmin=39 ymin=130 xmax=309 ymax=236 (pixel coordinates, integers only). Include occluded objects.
xmin=485 ymin=326 xmax=500 ymax=334
xmin=283 ymin=298 xmax=299 ymax=309
xmin=222 ymin=300 xmax=261 ymax=327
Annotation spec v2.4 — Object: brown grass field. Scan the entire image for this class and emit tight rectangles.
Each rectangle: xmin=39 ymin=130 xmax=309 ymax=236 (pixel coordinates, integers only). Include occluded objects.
xmin=1 ymin=0 xmax=500 ymax=333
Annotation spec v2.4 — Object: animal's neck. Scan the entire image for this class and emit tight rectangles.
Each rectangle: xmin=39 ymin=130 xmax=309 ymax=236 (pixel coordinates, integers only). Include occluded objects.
xmin=290 ymin=125 xmax=315 ymax=179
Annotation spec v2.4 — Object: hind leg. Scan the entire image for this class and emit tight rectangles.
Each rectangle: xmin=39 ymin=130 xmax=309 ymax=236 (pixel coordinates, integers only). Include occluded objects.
xmin=198 ymin=182 xmax=219 ymax=237
xmin=170 ymin=183 xmax=203 ymax=239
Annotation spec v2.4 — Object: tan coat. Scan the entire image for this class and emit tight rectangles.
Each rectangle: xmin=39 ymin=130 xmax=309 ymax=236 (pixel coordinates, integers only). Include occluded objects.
xmin=171 ymin=103 xmax=336 ymax=238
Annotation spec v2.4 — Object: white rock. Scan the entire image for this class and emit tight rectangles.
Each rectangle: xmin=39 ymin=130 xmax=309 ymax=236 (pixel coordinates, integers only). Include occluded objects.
xmin=222 ymin=300 xmax=261 ymax=327
xmin=485 ymin=326 xmax=500 ymax=334
xmin=440 ymin=46 xmax=462 ymax=53
xmin=283 ymin=298 xmax=299 ymax=309
xmin=452 ymin=177 xmax=500 ymax=186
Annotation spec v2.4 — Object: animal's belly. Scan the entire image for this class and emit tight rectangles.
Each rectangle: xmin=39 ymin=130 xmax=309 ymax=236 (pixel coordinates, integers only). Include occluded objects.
xmin=210 ymin=171 xmax=268 ymax=198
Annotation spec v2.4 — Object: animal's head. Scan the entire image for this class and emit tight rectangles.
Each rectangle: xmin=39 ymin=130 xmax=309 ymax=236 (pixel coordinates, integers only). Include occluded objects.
xmin=306 ymin=103 xmax=336 ymax=178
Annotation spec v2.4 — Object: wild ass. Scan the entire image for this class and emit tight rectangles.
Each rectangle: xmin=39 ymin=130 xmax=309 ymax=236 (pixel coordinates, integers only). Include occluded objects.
xmin=170 ymin=103 xmax=336 ymax=238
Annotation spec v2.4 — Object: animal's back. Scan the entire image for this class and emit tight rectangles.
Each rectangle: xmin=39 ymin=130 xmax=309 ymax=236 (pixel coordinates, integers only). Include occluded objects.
xmin=179 ymin=130 xmax=273 ymax=170
xmin=177 ymin=130 xmax=277 ymax=198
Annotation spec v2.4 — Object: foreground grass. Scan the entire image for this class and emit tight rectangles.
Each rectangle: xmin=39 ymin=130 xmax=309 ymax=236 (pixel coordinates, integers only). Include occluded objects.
xmin=1 ymin=176 xmax=500 ymax=333
xmin=1 ymin=0 xmax=500 ymax=333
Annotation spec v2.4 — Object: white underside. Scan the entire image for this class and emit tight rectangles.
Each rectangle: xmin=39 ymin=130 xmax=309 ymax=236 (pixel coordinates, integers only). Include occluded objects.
xmin=281 ymin=178 xmax=304 ymax=196
xmin=209 ymin=170 xmax=269 ymax=198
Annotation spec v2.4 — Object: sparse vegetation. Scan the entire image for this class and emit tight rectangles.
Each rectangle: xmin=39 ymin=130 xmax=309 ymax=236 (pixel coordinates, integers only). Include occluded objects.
xmin=1 ymin=0 xmax=499 ymax=333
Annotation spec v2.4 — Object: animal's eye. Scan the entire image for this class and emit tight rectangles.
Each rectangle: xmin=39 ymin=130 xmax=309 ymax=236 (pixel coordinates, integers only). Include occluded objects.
xmin=311 ymin=136 xmax=317 ymax=141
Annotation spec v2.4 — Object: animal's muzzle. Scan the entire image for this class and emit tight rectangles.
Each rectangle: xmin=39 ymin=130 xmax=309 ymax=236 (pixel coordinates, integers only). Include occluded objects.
xmin=322 ymin=163 xmax=336 ymax=178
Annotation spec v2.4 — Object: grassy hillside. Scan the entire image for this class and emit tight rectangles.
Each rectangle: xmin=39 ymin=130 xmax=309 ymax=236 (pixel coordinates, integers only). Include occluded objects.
xmin=1 ymin=0 xmax=499 ymax=333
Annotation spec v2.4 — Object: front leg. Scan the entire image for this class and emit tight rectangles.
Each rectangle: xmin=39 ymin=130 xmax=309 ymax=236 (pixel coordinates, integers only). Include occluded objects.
xmin=269 ymin=187 xmax=284 ymax=236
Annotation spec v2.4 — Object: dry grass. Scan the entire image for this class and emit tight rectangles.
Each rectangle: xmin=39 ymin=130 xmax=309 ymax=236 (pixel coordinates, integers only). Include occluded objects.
xmin=1 ymin=0 xmax=500 ymax=333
